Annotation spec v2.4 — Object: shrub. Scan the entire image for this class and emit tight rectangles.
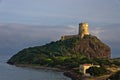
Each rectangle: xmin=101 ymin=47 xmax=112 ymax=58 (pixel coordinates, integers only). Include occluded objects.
xmin=108 ymin=70 xmax=120 ymax=80
xmin=86 ymin=66 xmax=107 ymax=76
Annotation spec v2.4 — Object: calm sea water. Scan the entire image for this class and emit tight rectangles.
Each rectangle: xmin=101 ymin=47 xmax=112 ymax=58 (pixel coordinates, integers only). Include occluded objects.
xmin=0 ymin=55 xmax=71 ymax=80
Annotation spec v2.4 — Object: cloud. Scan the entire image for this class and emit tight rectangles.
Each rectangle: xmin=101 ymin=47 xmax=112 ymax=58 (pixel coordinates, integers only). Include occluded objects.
xmin=91 ymin=24 xmax=120 ymax=42
xmin=90 ymin=23 xmax=120 ymax=57
xmin=0 ymin=23 xmax=77 ymax=54
xmin=0 ymin=23 xmax=120 ymax=57
xmin=1 ymin=0 xmax=120 ymax=25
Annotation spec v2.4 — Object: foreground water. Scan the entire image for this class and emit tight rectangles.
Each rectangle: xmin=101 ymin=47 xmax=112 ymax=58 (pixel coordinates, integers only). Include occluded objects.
xmin=0 ymin=55 xmax=71 ymax=80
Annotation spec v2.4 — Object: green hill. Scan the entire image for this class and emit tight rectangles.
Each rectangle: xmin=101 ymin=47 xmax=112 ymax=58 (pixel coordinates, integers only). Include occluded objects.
xmin=7 ymin=35 xmax=110 ymax=67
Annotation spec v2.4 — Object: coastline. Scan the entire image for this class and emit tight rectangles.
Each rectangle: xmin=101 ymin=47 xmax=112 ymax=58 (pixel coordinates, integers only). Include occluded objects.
xmin=15 ymin=64 xmax=63 ymax=72
xmin=8 ymin=63 xmax=114 ymax=80
xmin=9 ymin=63 xmax=80 ymax=80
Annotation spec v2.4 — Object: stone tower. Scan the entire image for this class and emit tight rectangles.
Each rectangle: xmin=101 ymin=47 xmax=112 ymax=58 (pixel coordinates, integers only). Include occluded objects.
xmin=79 ymin=23 xmax=89 ymax=38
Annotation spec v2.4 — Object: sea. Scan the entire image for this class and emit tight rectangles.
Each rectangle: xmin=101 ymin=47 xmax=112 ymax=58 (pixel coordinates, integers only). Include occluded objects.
xmin=0 ymin=54 xmax=71 ymax=80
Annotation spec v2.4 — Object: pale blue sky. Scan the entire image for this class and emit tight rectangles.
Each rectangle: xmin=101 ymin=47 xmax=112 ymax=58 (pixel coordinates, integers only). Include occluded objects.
xmin=0 ymin=0 xmax=120 ymax=58
xmin=0 ymin=0 xmax=120 ymax=25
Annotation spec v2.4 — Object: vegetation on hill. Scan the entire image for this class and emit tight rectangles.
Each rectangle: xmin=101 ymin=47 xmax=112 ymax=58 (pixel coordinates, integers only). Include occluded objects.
xmin=7 ymin=35 xmax=118 ymax=80
xmin=7 ymin=35 xmax=110 ymax=66
xmin=108 ymin=70 xmax=120 ymax=80
xmin=111 ymin=58 xmax=120 ymax=66
xmin=86 ymin=66 xmax=108 ymax=76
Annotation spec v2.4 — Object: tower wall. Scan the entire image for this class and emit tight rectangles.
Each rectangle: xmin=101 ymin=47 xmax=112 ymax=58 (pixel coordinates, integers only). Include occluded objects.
xmin=79 ymin=23 xmax=89 ymax=38
xmin=61 ymin=22 xmax=90 ymax=40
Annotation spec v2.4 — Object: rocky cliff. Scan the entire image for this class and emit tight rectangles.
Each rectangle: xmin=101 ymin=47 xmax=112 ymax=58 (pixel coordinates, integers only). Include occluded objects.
xmin=73 ymin=35 xmax=110 ymax=58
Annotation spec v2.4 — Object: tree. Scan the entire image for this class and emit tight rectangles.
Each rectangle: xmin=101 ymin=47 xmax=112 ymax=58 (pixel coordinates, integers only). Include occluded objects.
xmin=86 ymin=66 xmax=107 ymax=76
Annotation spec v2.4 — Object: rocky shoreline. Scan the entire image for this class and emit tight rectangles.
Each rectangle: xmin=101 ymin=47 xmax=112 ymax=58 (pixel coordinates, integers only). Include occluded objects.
xmin=9 ymin=63 xmax=118 ymax=80
xmin=64 ymin=71 xmax=83 ymax=80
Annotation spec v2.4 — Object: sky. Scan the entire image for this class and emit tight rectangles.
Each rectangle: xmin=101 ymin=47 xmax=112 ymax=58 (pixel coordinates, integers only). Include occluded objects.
xmin=0 ymin=0 xmax=120 ymax=58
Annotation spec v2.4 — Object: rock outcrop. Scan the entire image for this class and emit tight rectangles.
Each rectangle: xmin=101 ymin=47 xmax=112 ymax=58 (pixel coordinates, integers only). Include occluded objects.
xmin=73 ymin=35 xmax=110 ymax=58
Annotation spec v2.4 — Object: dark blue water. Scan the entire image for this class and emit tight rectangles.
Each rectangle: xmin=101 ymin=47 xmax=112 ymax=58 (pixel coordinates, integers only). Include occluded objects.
xmin=0 ymin=55 xmax=71 ymax=80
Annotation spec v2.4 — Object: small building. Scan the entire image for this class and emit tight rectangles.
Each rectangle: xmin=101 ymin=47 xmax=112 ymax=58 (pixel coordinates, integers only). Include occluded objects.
xmin=79 ymin=64 xmax=100 ymax=75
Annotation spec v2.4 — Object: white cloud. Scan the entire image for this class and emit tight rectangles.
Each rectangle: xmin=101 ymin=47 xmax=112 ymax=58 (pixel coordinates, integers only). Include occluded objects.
xmin=91 ymin=24 xmax=120 ymax=42
xmin=90 ymin=27 xmax=105 ymax=38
